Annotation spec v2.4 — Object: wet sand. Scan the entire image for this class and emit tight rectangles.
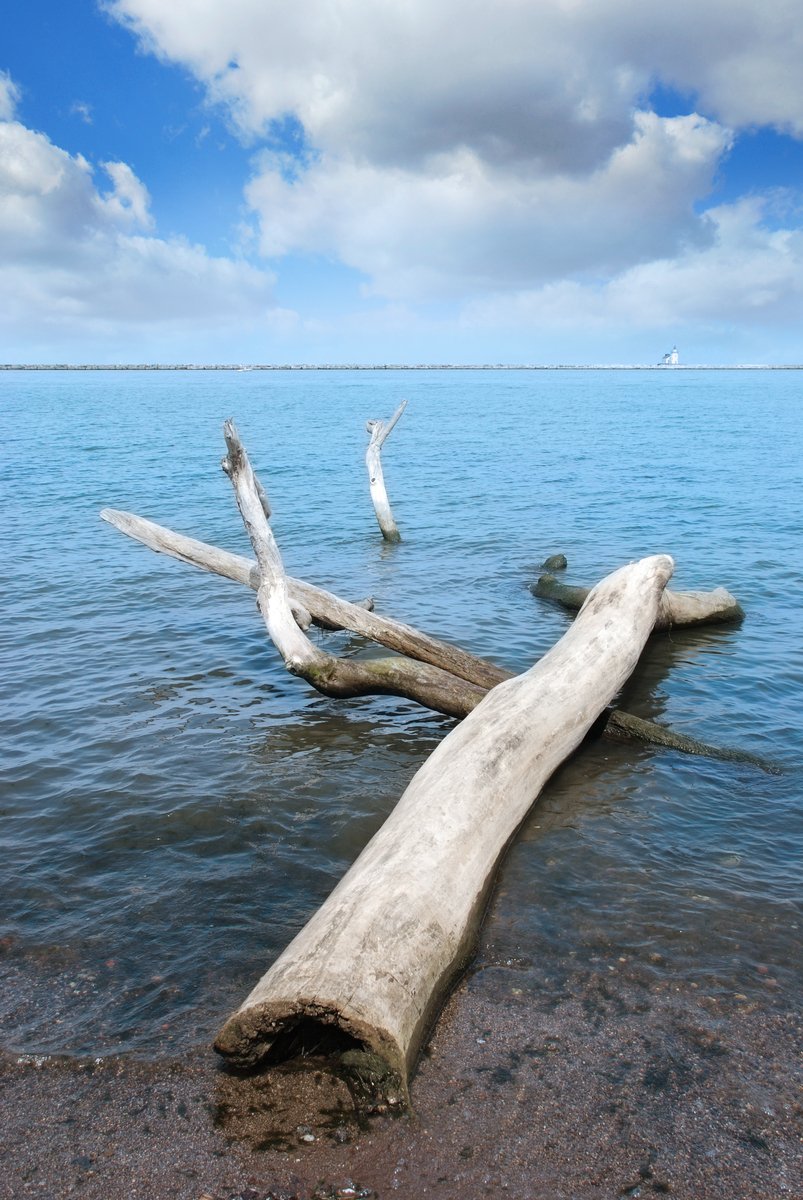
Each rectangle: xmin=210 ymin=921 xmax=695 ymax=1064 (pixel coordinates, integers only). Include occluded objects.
xmin=1 ymin=958 xmax=799 ymax=1200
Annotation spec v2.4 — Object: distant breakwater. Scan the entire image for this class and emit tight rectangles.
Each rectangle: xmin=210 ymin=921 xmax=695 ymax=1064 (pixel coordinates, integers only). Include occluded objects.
xmin=2 ymin=363 xmax=802 ymax=371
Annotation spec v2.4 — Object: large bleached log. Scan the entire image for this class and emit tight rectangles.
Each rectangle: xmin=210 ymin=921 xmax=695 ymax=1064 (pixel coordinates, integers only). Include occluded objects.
xmin=215 ymin=552 xmax=675 ymax=1092
xmin=365 ymin=399 xmax=407 ymax=542
xmin=532 ymin=572 xmax=744 ymax=628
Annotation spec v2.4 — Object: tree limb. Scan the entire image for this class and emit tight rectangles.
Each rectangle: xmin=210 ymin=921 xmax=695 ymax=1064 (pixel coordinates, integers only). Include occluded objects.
xmin=532 ymin=571 xmax=744 ymax=629
xmin=366 ymin=399 xmax=407 ymax=542
xmin=100 ymin=510 xmax=776 ymax=771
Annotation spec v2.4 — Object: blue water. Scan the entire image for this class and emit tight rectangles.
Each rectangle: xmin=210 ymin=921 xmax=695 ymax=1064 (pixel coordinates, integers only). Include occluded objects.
xmin=1 ymin=368 xmax=800 ymax=1058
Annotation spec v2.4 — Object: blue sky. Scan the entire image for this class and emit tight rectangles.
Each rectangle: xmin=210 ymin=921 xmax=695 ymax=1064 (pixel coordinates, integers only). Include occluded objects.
xmin=2 ymin=0 xmax=803 ymax=364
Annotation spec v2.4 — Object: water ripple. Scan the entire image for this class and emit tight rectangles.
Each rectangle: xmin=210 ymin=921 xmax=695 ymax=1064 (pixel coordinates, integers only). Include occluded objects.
xmin=1 ymin=368 xmax=801 ymax=1056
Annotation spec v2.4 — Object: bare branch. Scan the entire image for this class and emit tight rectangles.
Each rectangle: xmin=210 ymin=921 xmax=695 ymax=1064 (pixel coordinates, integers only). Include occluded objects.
xmin=100 ymin=508 xmax=506 ymax=689
xmin=365 ymin=401 xmax=407 ymax=541
xmin=220 ymin=422 xmax=486 ymax=717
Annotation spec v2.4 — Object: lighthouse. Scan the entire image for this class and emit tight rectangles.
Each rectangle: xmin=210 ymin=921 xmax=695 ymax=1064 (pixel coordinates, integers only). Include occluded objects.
xmin=660 ymin=346 xmax=679 ymax=365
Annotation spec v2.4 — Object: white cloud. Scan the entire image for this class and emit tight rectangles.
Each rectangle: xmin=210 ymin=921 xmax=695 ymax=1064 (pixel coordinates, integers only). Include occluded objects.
xmin=108 ymin=0 xmax=803 ymax=157
xmin=0 ymin=71 xmax=20 ymax=122
xmin=463 ymin=199 xmax=803 ymax=337
xmin=105 ymin=0 xmax=803 ymax=320
xmin=0 ymin=91 xmax=277 ymax=357
xmin=70 ymin=100 xmax=93 ymax=125
xmin=5 ymin=3 xmax=798 ymax=359
xmin=617 ymin=1 xmax=803 ymax=136
xmin=98 ymin=160 xmax=153 ymax=229
xmin=246 ymin=112 xmax=731 ymax=300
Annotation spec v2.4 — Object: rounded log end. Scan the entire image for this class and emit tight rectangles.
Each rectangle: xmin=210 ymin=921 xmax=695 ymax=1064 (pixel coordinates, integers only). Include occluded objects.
xmin=214 ymin=1000 xmax=410 ymax=1109
xmin=530 ymin=572 xmax=557 ymax=597
xmin=656 ymin=586 xmax=746 ymax=630
xmin=713 ymin=589 xmax=746 ymax=623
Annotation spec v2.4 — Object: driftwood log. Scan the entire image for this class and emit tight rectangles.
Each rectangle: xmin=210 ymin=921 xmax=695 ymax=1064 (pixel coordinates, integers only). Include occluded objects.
xmin=365 ymin=399 xmax=407 ymax=542
xmin=98 ymin=422 xmax=779 ymax=1111
xmin=100 ymin=510 xmax=776 ymax=771
xmin=99 ymin=423 xmax=779 ymax=1103
xmin=532 ymin=571 xmax=744 ymax=629
xmin=214 ymin=470 xmax=674 ymax=1089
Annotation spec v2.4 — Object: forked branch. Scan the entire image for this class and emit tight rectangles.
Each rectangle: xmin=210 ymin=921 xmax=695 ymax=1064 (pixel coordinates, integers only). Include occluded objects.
xmin=100 ymin=507 xmax=778 ymax=772
xmin=366 ymin=399 xmax=407 ymax=542
xmin=221 ymin=420 xmax=486 ymax=718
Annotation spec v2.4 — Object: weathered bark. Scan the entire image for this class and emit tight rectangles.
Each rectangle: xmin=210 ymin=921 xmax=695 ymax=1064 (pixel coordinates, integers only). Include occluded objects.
xmin=366 ymin=400 xmax=407 ymax=542
xmin=99 ymin=508 xmax=506 ymax=690
xmin=215 ymin=553 xmax=675 ymax=1093
xmin=532 ymin=572 xmax=744 ymax=629
xmin=100 ymin=509 xmax=777 ymax=771
xmin=219 ymin=421 xmax=487 ymax=719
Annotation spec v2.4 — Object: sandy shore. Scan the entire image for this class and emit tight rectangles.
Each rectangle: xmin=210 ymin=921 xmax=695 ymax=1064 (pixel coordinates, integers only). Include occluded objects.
xmin=1 ymin=955 xmax=799 ymax=1200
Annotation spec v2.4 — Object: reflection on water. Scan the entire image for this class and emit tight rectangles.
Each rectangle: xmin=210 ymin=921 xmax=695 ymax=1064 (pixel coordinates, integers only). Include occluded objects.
xmin=0 ymin=368 xmax=800 ymax=1058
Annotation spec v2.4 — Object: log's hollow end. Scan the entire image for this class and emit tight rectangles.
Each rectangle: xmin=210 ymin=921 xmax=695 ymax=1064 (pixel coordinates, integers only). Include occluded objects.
xmin=214 ymin=999 xmax=409 ymax=1109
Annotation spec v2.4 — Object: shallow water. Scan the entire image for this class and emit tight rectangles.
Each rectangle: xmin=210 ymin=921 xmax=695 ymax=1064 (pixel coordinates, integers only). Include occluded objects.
xmin=1 ymin=368 xmax=801 ymax=1057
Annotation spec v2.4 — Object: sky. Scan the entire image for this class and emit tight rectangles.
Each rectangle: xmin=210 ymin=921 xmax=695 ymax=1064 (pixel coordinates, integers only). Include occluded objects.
xmin=2 ymin=0 xmax=803 ymax=365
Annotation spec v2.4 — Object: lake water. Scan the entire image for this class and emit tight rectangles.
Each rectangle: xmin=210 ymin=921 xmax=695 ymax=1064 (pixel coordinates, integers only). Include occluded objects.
xmin=1 ymin=368 xmax=801 ymax=1060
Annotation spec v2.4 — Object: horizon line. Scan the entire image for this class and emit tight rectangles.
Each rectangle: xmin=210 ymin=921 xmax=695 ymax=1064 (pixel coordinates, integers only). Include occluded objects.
xmin=2 ymin=363 xmax=802 ymax=372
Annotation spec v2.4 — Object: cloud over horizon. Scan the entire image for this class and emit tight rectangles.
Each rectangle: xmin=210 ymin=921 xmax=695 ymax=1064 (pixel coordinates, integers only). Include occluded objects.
xmin=2 ymin=3 xmax=803 ymax=360
xmin=0 ymin=75 xmax=276 ymax=358
xmin=246 ymin=112 xmax=732 ymax=301
xmin=102 ymin=0 xmax=803 ymax=356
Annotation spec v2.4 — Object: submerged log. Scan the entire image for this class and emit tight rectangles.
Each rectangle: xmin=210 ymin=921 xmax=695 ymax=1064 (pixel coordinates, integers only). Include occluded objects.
xmin=215 ymin=552 xmax=675 ymax=1092
xmin=365 ymin=399 xmax=407 ymax=542
xmin=100 ymin=509 xmax=777 ymax=771
xmin=532 ymin=572 xmax=744 ymax=629
xmin=605 ymin=710 xmax=781 ymax=774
